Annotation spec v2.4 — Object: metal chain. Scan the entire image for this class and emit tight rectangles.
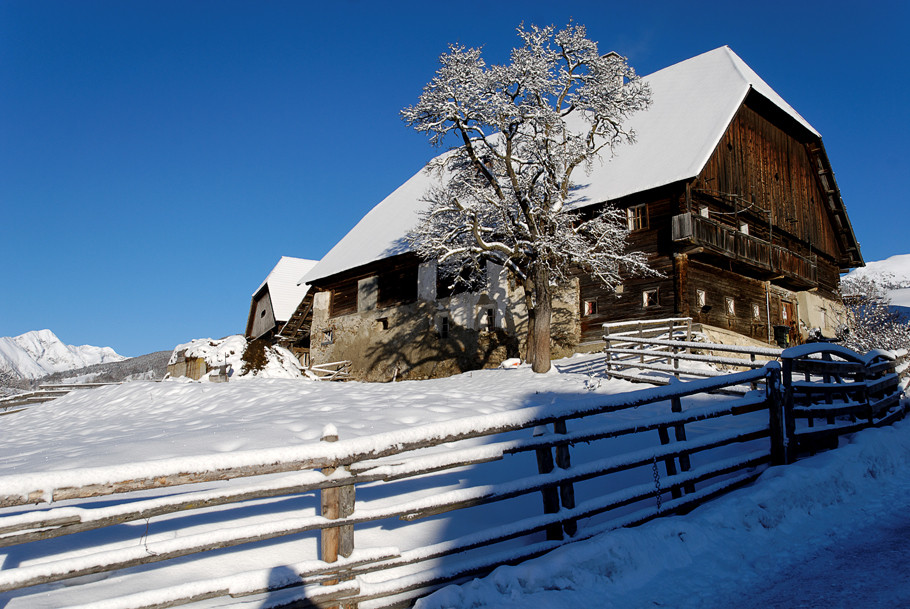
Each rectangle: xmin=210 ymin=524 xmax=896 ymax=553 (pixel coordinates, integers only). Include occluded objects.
xmin=651 ymin=455 xmax=662 ymax=514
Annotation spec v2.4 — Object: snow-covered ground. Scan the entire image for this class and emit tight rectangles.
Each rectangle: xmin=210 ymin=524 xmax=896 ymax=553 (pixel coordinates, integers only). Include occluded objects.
xmin=0 ymin=354 xmax=906 ymax=608
xmin=418 ymin=414 xmax=910 ymax=609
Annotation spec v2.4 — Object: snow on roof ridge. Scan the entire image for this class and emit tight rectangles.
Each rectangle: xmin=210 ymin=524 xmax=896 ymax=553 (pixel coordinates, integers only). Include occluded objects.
xmin=304 ymin=46 xmax=822 ymax=284
xmin=717 ymin=46 xmax=818 ymax=137
xmin=252 ymin=257 xmax=319 ymax=322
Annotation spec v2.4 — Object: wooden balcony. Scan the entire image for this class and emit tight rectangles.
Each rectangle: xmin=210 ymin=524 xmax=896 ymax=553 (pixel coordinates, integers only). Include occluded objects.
xmin=672 ymin=212 xmax=817 ymax=288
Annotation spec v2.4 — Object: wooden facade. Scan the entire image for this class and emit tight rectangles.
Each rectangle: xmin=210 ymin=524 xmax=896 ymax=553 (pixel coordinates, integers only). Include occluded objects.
xmin=313 ymin=92 xmax=861 ymax=358
xmin=576 ymin=93 xmax=861 ymax=345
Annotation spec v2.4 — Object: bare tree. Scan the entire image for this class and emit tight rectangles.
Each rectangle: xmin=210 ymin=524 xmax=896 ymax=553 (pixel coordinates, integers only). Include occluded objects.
xmin=839 ymin=275 xmax=910 ymax=353
xmin=403 ymin=23 xmax=657 ymax=372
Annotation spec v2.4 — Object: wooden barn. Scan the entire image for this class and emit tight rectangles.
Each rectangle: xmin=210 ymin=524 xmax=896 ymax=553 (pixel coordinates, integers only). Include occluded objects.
xmin=300 ymin=47 xmax=863 ymax=381
xmin=245 ymin=256 xmax=318 ymax=362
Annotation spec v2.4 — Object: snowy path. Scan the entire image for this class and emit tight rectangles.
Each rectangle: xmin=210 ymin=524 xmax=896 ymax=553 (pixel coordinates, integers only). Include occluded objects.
xmin=416 ymin=417 xmax=910 ymax=609
xmin=704 ymin=471 xmax=910 ymax=609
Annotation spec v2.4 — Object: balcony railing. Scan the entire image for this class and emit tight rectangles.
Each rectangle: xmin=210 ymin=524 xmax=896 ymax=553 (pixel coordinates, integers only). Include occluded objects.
xmin=672 ymin=212 xmax=817 ymax=286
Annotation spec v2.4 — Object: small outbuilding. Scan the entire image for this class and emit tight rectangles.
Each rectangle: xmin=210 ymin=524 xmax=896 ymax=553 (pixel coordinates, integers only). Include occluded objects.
xmin=245 ymin=257 xmax=318 ymax=363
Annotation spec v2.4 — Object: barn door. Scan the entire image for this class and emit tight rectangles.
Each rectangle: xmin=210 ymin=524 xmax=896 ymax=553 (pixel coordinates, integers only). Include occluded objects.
xmin=781 ymin=300 xmax=799 ymax=345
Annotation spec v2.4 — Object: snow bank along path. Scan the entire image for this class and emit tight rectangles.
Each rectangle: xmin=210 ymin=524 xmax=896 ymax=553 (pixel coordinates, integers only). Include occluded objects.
xmin=418 ymin=415 xmax=910 ymax=609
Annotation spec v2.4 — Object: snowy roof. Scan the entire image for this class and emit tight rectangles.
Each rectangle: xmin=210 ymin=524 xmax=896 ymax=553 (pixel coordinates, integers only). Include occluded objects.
xmin=304 ymin=46 xmax=819 ymax=284
xmin=253 ymin=256 xmax=318 ymax=322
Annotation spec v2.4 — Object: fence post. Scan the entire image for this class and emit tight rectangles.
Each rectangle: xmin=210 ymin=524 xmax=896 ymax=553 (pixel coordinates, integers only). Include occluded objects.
xmin=750 ymin=353 xmax=757 ymax=390
xmin=766 ymin=363 xmax=789 ymax=465
xmin=553 ymin=419 xmax=577 ymax=537
xmin=656 ymin=424 xmax=680 ymax=499
xmin=671 ymin=396 xmax=694 ymax=494
xmin=774 ymin=358 xmax=797 ymax=464
xmin=685 ymin=318 xmax=692 ymax=358
xmin=320 ymin=426 xmax=356 ymax=594
xmin=604 ymin=324 xmax=613 ymax=377
xmin=533 ymin=426 xmax=563 ymax=541
xmin=858 ymin=361 xmax=872 ymax=426
xmin=639 ymin=322 xmax=644 ymax=364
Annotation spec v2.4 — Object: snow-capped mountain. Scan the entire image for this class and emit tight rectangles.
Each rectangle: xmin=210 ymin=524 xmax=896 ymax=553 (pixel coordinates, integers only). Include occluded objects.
xmin=0 ymin=330 xmax=126 ymax=380
xmin=844 ymin=253 xmax=910 ymax=308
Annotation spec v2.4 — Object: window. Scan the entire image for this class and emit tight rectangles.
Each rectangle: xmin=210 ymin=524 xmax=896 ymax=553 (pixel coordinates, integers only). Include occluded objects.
xmin=322 ymin=329 xmax=334 ymax=345
xmin=725 ymin=297 xmax=735 ymax=316
xmin=739 ymin=222 xmax=749 ymax=235
xmin=378 ymin=265 xmax=418 ymax=308
xmin=752 ymin=303 xmax=761 ymax=319
xmin=696 ymin=289 xmax=706 ymax=308
xmin=699 ymin=205 xmax=710 ymax=218
xmin=484 ymin=307 xmax=496 ymax=331
xmin=583 ymin=299 xmax=598 ymax=316
xmin=626 ymin=204 xmax=648 ymax=231
xmin=438 ymin=315 xmax=450 ymax=339
xmin=260 ymin=309 xmax=267 ymax=318
xmin=437 ymin=266 xmax=484 ymax=298
xmin=642 ymin=288 xmax=658 ymax=308
xmin=377 ymin=317 xmax=389 ymax=330
xmin=330 ymin=282 xmax=358 ymax=317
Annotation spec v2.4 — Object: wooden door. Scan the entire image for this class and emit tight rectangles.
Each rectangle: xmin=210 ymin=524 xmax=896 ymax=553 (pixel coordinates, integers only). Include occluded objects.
xmin=781 ymin=300 xmax=799 ymax=345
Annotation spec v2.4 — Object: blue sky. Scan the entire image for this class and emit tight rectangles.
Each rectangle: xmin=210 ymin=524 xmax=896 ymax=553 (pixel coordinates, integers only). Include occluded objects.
xmin=1 ymin=0 xmax=907 ymax=356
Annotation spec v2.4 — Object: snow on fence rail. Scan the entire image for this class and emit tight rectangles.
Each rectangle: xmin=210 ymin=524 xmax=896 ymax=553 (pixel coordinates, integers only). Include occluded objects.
xmin=0 ymin=345 xmax=905 ymax=609
xmin=308 ymin=360 xmax=352 ymax=381
xmin=0 ymin=383 xmax=122 ymax=413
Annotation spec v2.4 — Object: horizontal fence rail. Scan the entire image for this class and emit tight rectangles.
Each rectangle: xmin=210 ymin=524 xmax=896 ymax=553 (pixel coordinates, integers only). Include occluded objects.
xmin=603 ymin=318 xmax=783 ymax=388
xmin=0 ymin=344 xmax=906 ymax=609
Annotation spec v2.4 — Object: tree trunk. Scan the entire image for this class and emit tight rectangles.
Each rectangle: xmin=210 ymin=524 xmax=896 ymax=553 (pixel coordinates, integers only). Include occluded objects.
xmin=530 ymin=264 xmax=552 ymax=373
xmin=523 ymin=277 xmax=537 ymax=367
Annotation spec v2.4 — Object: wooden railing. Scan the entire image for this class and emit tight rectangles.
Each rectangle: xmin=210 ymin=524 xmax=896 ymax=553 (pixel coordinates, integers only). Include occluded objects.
xmin=672 ymin=212 xmax=817 ymax=286
xmin=603 ymin=318 xmax=781 ymax=388
xmin=0 ymin=346 xmax=905 ymax=608
xmin=0 ymin=383 xmax=121 ymax=413
xmin=308 ymin=360 xmax=352 ymax=381
xmin=778 ymin=344 xmax=906 ymax=460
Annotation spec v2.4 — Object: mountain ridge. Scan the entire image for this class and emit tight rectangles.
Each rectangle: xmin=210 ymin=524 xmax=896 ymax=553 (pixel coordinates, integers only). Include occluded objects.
xmin=0 ymin=329 xmax=126 ymax=380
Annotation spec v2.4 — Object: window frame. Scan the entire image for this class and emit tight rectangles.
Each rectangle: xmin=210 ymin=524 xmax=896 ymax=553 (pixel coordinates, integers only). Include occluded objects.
xmin=642 ymin=288 xmax=659 ymax=309
xmin=626 ymin=203 xmax=648 ymax=231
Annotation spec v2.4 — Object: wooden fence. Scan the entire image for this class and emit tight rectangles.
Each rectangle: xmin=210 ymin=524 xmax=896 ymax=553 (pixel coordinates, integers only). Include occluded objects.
xmin=0 ymin=345 xmax=905 ymax=609
xmin=603 ymin=318 xmax=782 ymax=387
xmin=0 ymin=383 xmax=121 ymax=414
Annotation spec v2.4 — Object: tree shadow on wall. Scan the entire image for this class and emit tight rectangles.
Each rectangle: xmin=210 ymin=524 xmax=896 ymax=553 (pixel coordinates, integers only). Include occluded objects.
xmin=360 ymin=301 xmax=520 ymax=382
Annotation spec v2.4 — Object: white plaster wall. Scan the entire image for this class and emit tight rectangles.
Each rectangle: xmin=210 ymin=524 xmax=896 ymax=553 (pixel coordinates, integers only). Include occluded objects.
xmin=418 ymin=261 xmax=436 ymax=301
xmin=357 ymin=276 xmax=378 ymax=312
xmin=797 ymin=290 xmax=848 ymax=336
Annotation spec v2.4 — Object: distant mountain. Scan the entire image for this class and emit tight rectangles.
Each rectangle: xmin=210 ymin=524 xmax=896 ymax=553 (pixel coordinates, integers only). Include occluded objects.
xmin=0 ymin=329 xmax=126 ymax=381
xmin=38 ymin=350 xmax=171 ymax=385
xmin=844 ymin=253 xmax=910 ymax=308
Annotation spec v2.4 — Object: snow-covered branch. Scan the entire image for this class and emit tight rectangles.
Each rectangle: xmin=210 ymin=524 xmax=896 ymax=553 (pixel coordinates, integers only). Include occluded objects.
xmin=403 ymin=22 xmax=656 ymax=371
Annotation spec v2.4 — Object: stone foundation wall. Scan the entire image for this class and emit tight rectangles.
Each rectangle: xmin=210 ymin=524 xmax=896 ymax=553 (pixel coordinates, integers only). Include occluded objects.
xmin=310 ymin=265 xmax=580 ymax=382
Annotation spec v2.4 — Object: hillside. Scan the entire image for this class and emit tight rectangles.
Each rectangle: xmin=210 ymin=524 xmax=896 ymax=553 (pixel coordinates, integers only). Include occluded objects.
xmin=0 ymin=350 xmax=170 ymax=397
xmin=0 ymin=329 xmax=125 ymax=380
xmin=39 ymin=350 xmax=171 ymax=384
xmin=845 ymin=252 xmax=910 ymax=308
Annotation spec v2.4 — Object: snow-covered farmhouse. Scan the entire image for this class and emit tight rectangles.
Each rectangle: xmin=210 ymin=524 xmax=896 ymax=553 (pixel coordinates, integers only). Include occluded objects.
xmin=299 ymin=46 xmax=863 ymax=381
xmin=245 ymin=256 xmax=318 ymax=362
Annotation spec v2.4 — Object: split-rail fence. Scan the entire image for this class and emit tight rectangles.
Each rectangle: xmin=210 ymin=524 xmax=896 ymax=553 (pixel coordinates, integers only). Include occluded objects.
xmin=0 ymin=344 xmax=905 ymax=609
